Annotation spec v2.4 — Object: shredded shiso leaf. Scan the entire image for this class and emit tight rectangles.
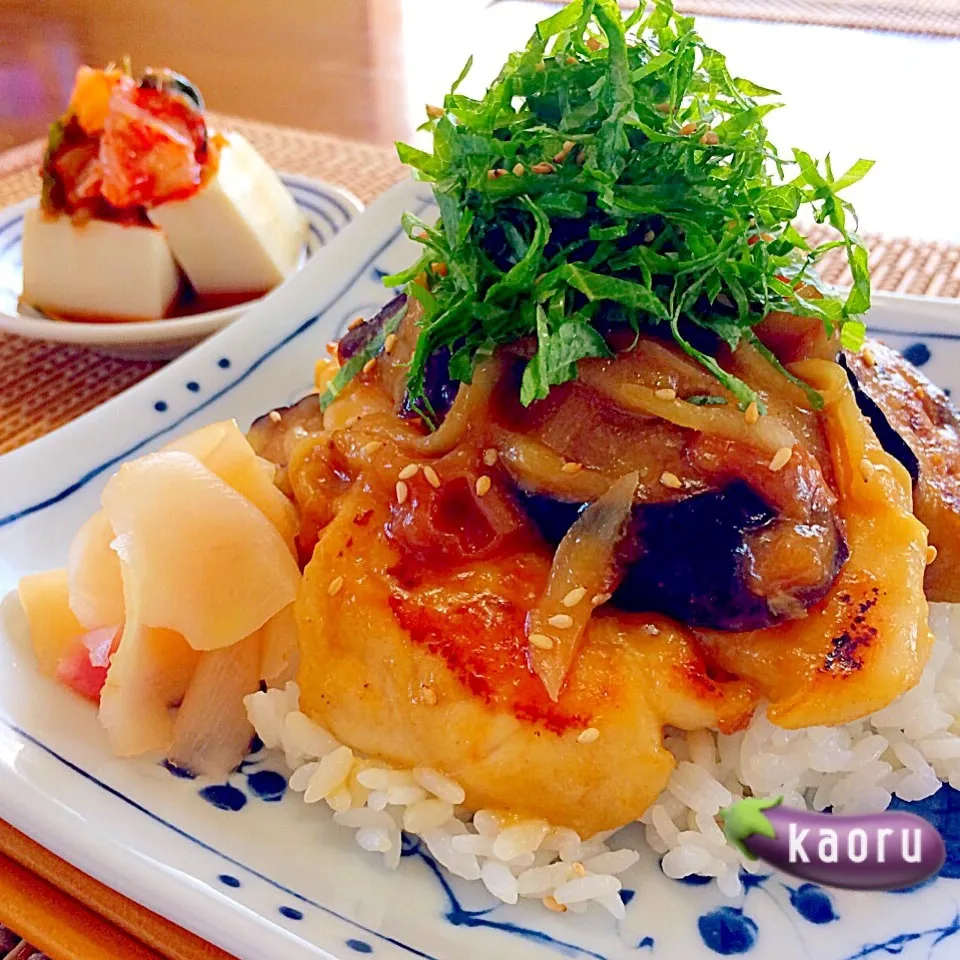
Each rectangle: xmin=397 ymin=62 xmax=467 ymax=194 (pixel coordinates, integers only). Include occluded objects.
xmin=339 ymin=0 xmax=873 ymax=420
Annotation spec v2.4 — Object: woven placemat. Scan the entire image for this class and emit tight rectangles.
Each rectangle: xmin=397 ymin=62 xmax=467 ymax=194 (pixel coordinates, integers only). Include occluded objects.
xmin=678 ymin=0 xmax=960 ymax=37
xmin=1 ymin=114 xmax=959 ymax=454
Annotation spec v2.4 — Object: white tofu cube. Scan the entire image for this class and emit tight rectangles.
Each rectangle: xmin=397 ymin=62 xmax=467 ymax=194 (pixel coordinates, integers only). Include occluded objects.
xmin=147 ymin=133 xmax=307 ymax=296
xmin=21 ymin=209 xmax=181 ymax=320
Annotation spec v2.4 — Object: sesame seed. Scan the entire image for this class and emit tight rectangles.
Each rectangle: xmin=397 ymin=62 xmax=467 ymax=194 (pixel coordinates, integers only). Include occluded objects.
xmin=575 ymin=149 xmax=586 ymax=165
xmin=591 ymin=593 xmax=612 ymax=608
xmin=644 ymin=230 xmax=655 ymax=243
xmin=513 ymin=162 xmax=526 ymax=176
xmin=483 ymin=448 xmax=498 ymax=466
xmin=655 ymin=387 xmax=677 ymax=401
xmin=577 ymin=727 xmax=600 ymax=744
xmin=700 ymin=131 xmax=720 ymax=146
xmin=561 ymin=461 xmax=583 ymax=474
xmin=769 ymin=446 xmax=793 ymax=472
xmin=548 ymin=614 xmax=574 ymax=629
xmin=644 ymin=623 xmax=661 ymax=636
xmin=860 ymin=457 xmax=875 ymax=482
xmin=347 ymin=316 xmax=365 ymax=331
xmin=679 ymin=121 xmax=698 ymax=135
xmin=586 ymin=36 xmax=602 ymax=50
xmin=543 ymin=895 xmax=567 ymax=913
xmin=562 ymin=587 xmax=587 ymax=608
xmin=660 ymin=471 xmax=683 ymax=490
xmin=655 ymin=101 xmax=672 ymax=113
xmin=487 ymin=168 xmax=508 ymax=180
xmin=423 ymin=465 xmax=441 ymax=488
xmin=326 ymin=341 xmax=338 ymax=355
xmin=529 ymin=633 xmax=554 ymax=650
xmin=744 ymin=401 xmax=759 ymax=425
xmin=553 ymin=150 xmax=568 ymax=163
xmin=566 ymin=55 xmax=577 ymax=64
xmin=571 ymin=862 xmax=587 ymax=878
xmin=425 ymin=104 xmax=444 ymax=118
xmin=268 ymin=410 xmax=282 ymax=423
xmin=928 ymin=545 xmax=939 ymax=565
xmin=563 ymin=139 xmax=577 ymax=153
xmin=396 ymin=481 xmax=409 ymax=505
xmin=431 ymin=261 xmax=448 ymax=277
xmin=398 ymin=463 xmax=420 ymax=481
xmin=328 ymin=576 xmax=344 ymax=596
xmin=362 ymin=440 xmax=384 ymax=456
xmin=862 ymin=346 xmax=876 ymax=368
xmin=362 ymin=357 xmax=377 ymax=375
xmin=531 ymin=161 xmax=556 ymax=175
xmin=475 ymin=475 xmax=492 ymax=497
xmin=421 ymin=685 xmax=438 ymax=705
xmin=384 ymin=333 xmax=398 ymax=354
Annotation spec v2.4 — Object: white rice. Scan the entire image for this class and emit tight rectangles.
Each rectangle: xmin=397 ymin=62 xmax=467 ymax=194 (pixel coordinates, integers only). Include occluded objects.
xmin=243 ymin=602 xmax=960 ymax=914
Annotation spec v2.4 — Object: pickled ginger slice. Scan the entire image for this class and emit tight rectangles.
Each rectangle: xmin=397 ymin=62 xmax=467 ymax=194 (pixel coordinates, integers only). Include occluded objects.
xmin=67 ymin=510 xmax=124 ymax=630
xmin=18 ymin=568 xmax=85 ymax=676
xmin=99 ymin=558 xmax=200 ymax=756
xmin=101 ymin=450 xmax=299 ymax=651
xmin=167 ymin=630 xmax=262 ymax=777
xmin=260 ymin=602 xmax=298 ymax=687
xmin=166 ymin=419 xmax=298 ymax=551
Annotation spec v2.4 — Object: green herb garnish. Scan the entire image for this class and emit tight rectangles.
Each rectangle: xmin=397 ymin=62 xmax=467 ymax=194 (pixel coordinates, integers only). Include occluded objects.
xmin=381 ymin=0 xmax=872 ymax=417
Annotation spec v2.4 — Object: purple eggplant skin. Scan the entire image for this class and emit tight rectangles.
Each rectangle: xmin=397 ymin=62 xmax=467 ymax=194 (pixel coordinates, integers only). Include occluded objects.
xmin=842 ymin=353 xmax=920 ymax=483
xmin=337 ymin=294 xmax=459 ymax=422
xmin=398 ymin=344 xmax=459 ymax=423
xmin=722 ymin=798 xmax=945 ymax=892
xmin=615 ymin=481 xmax=782 ymax=631
xmin=519 ymin=482 xmax=822 ymax=631
xmin=337 ymin=293 xmax=407 ymax=364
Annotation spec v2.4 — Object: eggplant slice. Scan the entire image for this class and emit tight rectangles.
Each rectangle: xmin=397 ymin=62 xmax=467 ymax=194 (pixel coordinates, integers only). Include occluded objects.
xmin=519 ymin=481 xmax=847 ymax=631
xmin=845 ymin=338 xmax=960 ymax=600
xmin=247 ymin=393 xmax=325 ymax=490
xmin=338 ymin=293 xmax=459 ymax=422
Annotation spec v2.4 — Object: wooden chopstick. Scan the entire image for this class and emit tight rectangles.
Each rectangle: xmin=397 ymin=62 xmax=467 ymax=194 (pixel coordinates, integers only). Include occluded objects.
xmin=0 ymin=851 xmax=161 ymax=960
xmin=0 ymin=821 xmax=236 ymax=960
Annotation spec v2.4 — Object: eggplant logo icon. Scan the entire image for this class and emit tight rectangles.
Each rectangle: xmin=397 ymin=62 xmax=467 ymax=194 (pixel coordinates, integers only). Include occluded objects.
xmin=719 ymin=797 xmax=945 ymax=891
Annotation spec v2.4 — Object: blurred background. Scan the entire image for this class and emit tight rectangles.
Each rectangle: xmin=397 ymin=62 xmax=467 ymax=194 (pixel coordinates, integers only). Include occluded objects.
xmin=2 ymin=0 xmax=960 ymax=242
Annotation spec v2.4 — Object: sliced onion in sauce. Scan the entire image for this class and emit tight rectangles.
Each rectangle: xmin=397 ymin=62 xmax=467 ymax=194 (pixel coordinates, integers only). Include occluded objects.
xmin=578 ymin=365 xmax=796 ymax=454
xmin=492 ymin=427 xmax=613 ymax=501
xmin=527 ymin=471 xmax=639 ymax=701
xmin=167 ymin=630 xmax=262 ymax=778
xmin=404 ymin=358 xmax=502 ymax=457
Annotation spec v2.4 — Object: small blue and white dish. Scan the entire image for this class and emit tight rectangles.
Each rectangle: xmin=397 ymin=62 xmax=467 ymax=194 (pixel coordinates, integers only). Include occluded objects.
xmin=1 ymin=178 xmax=960 ymax=960
xmin=0 ymin=173 xmax=362 ymax=360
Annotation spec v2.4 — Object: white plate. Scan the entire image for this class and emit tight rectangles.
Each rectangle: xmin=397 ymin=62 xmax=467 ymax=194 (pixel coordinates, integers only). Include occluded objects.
xmin=3 ymin=177 xmax=960 ymax=960
xmin=0 ymin=174 xmax=363 ymax=360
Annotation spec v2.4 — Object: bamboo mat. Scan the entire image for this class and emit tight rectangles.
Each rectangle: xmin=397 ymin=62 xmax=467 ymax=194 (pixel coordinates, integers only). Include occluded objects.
xmin=2 ymin=113 xmax=960 ymax=458
xmin=675 ymin=0 xmax=960 ymax=37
